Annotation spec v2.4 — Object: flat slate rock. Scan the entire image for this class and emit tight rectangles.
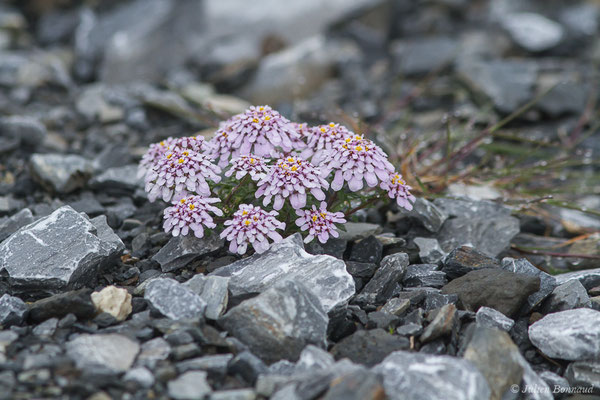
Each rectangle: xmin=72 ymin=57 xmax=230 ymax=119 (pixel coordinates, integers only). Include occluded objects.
xmin=219 ymin=280 xmax=328 ymax=364
xmin=0 ymin=206 xmax=124 ymax=294
xmin=529 ymin=308 xmax=600 ymax=361
xmin=0 ymin=294 xmax=28 ymax=327
xmin=0 ymin=208 xmax=34 ymax=243
xmin=475 ymin=306 xmax=514 ymax=332
xmin=30 ymin=153 xmax=94 ymax=193
xmin=89 ymin=164 xmax=143 ymax=194
xmin=144 ymin=277 xmax=206 ymax=320
xmin=183 ymin=274 xmax=229 ymax=320
xmin=373 ymin=351 xmax=490 ymax=400
xmin=330 ymin=329 xmax=410 ymax=367
xmin=441 ymin=268 xmax=540 ymax=318
xmin=211 ymin=234 xmax=355 ymax=312
xmin=442 ymin=246 xmax=500 ymax=280
xmin=66 ymin=333 xmax=140 ymax=372
xmin=153 ymin=234 xmax=224 ymax=273
xmin=555 ymin=268 xmax=600 ymax=290
xmin=28 ymin=288 xmax=96 ymax=323
xmin=501 ymin=257 xmax=557 ymax=313
xmin=353 ymin=253 xmax=409 ymax=306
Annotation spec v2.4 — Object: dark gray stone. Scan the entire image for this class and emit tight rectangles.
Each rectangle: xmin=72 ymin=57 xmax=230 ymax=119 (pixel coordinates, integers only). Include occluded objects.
xmin=353 ymin=253 xmax=408 ymax=306
xmin=211 ymin=234 xmax=354 ymax=312
xmin=89 ymin=164 xmax=143 ymax=194
xmin=441 ymin=269 xmax=540 ymax=318
xmin=501 ymin=257 xmax=557 ymax=313
xmin=442 ymin=246 xmax=500 ymax=280
xmin=420 ymin=304 xmax=456 ymax=343
xmin=183 ymin=274 xmax=229 ymax=320
xmin=144 ymin=278 xmax=206 ymax=320
xmin=28 ymin=288 xmax=96 ymax=323
xmin=0 ymin=208 xmax=33 ymax=243
xmin=529 ymin=308 xmax=600 ymax=360
xmin=555 ymin=268 xmax=600 ymax=290
xmin=228 ymin=351 xmax=268 ymax=385
xmin=475 ymin=306 xmax=514 ymax=332
xmin=392 ymin=37 xmax=458 ymax=76
xmin=305 ymin=238 xmax=347 ymax=259
xmin=345 ymin=261 xmax=377 ymax=279
xmin=349 ymin=236 xmax=383 ymax=264
xmin=0 ymin=115 xmax=47 ymax=147
xmin=565 ymin=361 xmax=600 ymax=392
xmin=463 ymin=326 xmax=523 ymax=400
xmin=398 ymin=198 xmax=448 ymax=233
xmin=0 ymin=294 xmax=28 ymax=327
xmin=457 ymin=59 xmax=538 ymax=113
xmin=373 ymin=351 xmax=490 ymax=400
xmin=538 ymin=80 xmax=588 ymax=117
xmin=0 ymin=206 xmax=124 ymax=293
xmin=424 ymin=292 xmax=458 ymax=311
xmin=542 ymin=280 xmax=591 ymax=313
xmin=219 ymin=281 xmax=328 ymax=364
xmin=330 ymin=329 xmax=409 ymax=367
xmin=403 ymin=264 xmax=447 ymax=288
xmin=413 ymin=238 xmax=445 ymax=264
xmin=322 ymin=369 xmax=384 ymax=400
xmin=380 ymin=298 xmax=411 ymax=316
xmin=153 ymin=234 xmax=224 ymax=273
xmin=30 ymin=153 xmax=94 ymax=194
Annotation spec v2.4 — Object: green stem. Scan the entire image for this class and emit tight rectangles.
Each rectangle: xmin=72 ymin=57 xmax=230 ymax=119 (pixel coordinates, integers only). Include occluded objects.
xmin=344 ymin=194 xmax=381 ymax=218
xmin=223 ymin=174 xmax=250 ymax=210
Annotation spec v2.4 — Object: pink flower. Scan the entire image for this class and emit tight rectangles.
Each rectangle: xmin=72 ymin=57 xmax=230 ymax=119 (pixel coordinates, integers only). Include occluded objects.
xmin=224 ymin=154 xmax=270 ymax=181
xmin=380 ymin=172 xmax=416 ymax=211
xmin=206 ymin=105 xmax=298 ymax=167
xmin=138 ymin=136 xmax=211 ymax=178
xmin=255 ymin=156 xmax=329 ymax=210
xmin=285 ymin=122 xmax=310 ymax=156
xmin=301 ymin=122 xmax=353 ymax=162
xmin=144 ymin=147 xmax=221 ymax=203
xmin=163 ymin=196 xmax=223 ymax=238
xmin=319 ymin=134 xmax=395 ymax=192
xmin=220 ymin=204 xmax=285 ymax=254
xmin=295 ymin=202 xmax=346 ymax=243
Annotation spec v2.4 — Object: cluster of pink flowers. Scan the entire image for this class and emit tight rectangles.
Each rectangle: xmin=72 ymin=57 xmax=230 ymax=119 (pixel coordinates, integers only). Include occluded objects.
xmin=163 ymin=196 xmax=223 ymax=238
xmin=220 ymin=204 xmax=285 ymax=254
xmin=295 ymin=202 xmax=346 ymax=243
xmin=140 ymin=104 xmax=416 ymax=255
xmin=255 ymin=156 xmax=329 ymax=210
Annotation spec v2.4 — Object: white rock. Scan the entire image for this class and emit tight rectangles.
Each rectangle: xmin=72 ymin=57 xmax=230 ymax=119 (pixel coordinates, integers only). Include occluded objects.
xmin=91 ymin=285 xmax=132 ymax=322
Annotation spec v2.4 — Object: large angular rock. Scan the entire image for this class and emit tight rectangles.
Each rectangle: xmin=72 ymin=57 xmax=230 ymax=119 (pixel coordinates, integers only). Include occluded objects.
xmin=475 ymin=307 xmax=514 ymax=332
xmin=529 ymin=308 xmax=600 ymax=360
xmin=373 ymin=351 xmax=490 ymax=400
xmin=30 ymin=153 xmax=94 ymax=194
xmin=144 ymin=278 xmax=206 ymax=320
xmin=434 ymin=198 xmax=520 ymax=258
xmin=183 ymin=275 xmax=229 ymax=320
xmin=457 ymin=59 xmax=538 ymax=114
xmin=168 ymin=371 xmax=212 ymax=400
xmin=153 ymin=235 xmax=224 ymax=273
xmin=0 ymin=206 xmax=124 ymax=293
xmin=0 ymin=208 xmax=34 ymax=242
xmin=501 ymin=13 xmax=564 ymax=52
xmin=441 ymin=246 xmax=499 ymax=280
xmin=89 ymin=165 xmax=143 ymax=195
xmin=441 ymin=269 xmax=540 ymax=318
xmin=66 ymin=333 xmax=140 ymax=372
xmin=395 ymin=198 xmax=448 ymax=233
xmin=28 ymin=288 xmax=96 ymax=323
xmin=541 ymin=280 xmax=591 ymax=313
xmin=463 ymin=326 xmax=523 ymax=400
xmin=565 ymin=361 xmax=600 ymax=391
xmin=555 ymin=268 xmax=600 ymax=290
xmin=219 ymin=281 xmax=328 ymax=364
xmin=211 ymin=234 xmax=354 ymax=312
xmin=501 ymin=257 xmax=557 ymax=313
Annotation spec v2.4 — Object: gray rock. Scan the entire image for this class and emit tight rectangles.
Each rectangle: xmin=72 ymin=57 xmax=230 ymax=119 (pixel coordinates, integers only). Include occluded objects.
xmin=337 ymin=222 xmax=382 ymax=241
xmin=330 ymin=329 xmax=410 ymax=367
xmin=210 ymin=389 xmax=257 ymax=400
xmin=0 ymin=294 xmax=27 ymax=327
xmin=295 ymin=345 xmax=335 ymax=373
xmin=559 ymin=3 xmax=599 ymax=38
xmin=0 ymin=50 xmax=71 ymax=88
xmin=136 ymin=337 xmax=171 ymax=368
xmin=219 ymin=281 xmax=328 ymax=364
xmin=32 ymin=317 xmax=58 ymax=337
xmin=463 ymin=326 xmax=523 ymax=400
xmin=75 ymin=84 xmax=127 ymax=123
xmin=28 ymin=288 xmax=96 ymax=323
xmin=349 ymin=236 xmax=383 ymax=264
xmin=501 ymin=257 xmax=557 ymax=313
xmin=354 ymin=253 xmax=408 ymax=306
xmin=228 ymin=351 xmax=268 ymax=385
xmin=501 ymin=13 xmax=564 ymax=52
xmin=565 ymin=361 xmax=600 ymax=391
xmin=555 ymin=268 xmax=600 ymax=290
xmin=211 ymin=234 xmax=354 ymax=312
xmin=391 ymin=37 xmax=458 ymax=76
xmin=0 ymin=206 xmax=123 ymax=293
xmin=322 ymin=369 xmax=384 ymax=400
xmin=184 ymin=275 xmax=229 ymax=320
xmin=144 ymin=278 xmax=206 ymax=320
xmin=403 ymin=264 xmax=447 ymax=288
xmin=0 ymin=196 xmax=24 ymax=216
xmin=542 ymin=280 xmax=591 ymax=313
xmin=529 ymin=308 xmax=600 ymax=360
xmin=400 ymin=198 xmax=447 ymax=233
xmin=457 ymin=59 xmax=538 ymax=114
xmin=153 ymin=235 xmax=224 ymax=273
xmin=0 ymin=115 xmax=47 ymax=147
xmin=30 ymin=153 xmax=94 ymax=194
xmin=434 ymin=198 xmax=520 ymax=258
xmin=124 ymin=367 xmax=155 ymax=388
xmin=475 ymin=307 xmax=514 ymax=332
xmin=420 ymin=304 xmax=456 ymax=344
xmin=380 ymin=298 xmax=411 ymax=316
xmin=424 ymin=292 xmax=458 ymax=311
xmin=89 ymin=165 xmax=143 ymax=194
xmin=539 ymin=371 xmax=570 ymax=395
xmin=442 ymin=246 xmax=500 ymax=280
xmin=373 ymin=351 xmax=490 ymax=400
xmin=537 ymin=80 xmax=588 ymax=117
xmin=176 ymin=354 xmax=233 ymax=375
xmin=441 ymin=268 xmax=540 ymax=318
xmin=168 ymin=371 xmax=212 ymax=400
xmin=66 ymin=333 xmax=140 ymax=372
xmin=414 ymin=238 xmax=446 ymax=264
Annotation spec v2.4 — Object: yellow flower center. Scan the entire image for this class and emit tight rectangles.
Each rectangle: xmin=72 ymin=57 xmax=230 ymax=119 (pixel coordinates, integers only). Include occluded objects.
xmin=180 ymin=199 xmax=186 ymax=204
xmin=244 ymin=219 xmax=251 ymax=226
xmin=264 ymin=116 xmax=271 ymax=121
xmin=259 ymin=107 xmax=265 ymax=111
xmin=355 ymin=135 xmax=362 ymax=140
xmin=345 ymin=138 xmax=352 ymax=143
xmin=253 ymin=118 xmax=259 ymax=123
xmin=253 ymin=216 xmax=258 ymax=221
xmin=320 ymin=212 xmax=326 ymax=218
xmin=242 ymin=210 xmax=248 ymax=215
xmin=249 ymin=158 xmax=255 ymax=164
xmin=166 ymin=153 xmax=173 ymax=159
xmin=189 ymin=204 xmax=195 ymax=210
xmin=182 ymin=151 xmax=189 ymax=156
xmin=178 ymin=158 xmax=185 ymax=164
xmin=287 ymin=157 xmax=295 ymax=162
xmin=355 ymin=146 xmax=363 ymax=151
xmin=320 ymin=127 xmax=326 ymax=133
xmin=291 ymin=165 xmax=298 ymax=171
xmin=160 ymin=141 xmax=165 ymax=146
xmin=329 ymin=122 xmax=335 ymax=127
xmin=312 ymin=215 xmax=318 ymax=221
xmin=222 ymin=132 xmax=227 ymax=137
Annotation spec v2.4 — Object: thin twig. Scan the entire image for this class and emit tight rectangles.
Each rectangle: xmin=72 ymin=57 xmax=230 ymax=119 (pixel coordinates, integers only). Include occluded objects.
xmin=511 ymin=245 xmax=600 ymax=260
